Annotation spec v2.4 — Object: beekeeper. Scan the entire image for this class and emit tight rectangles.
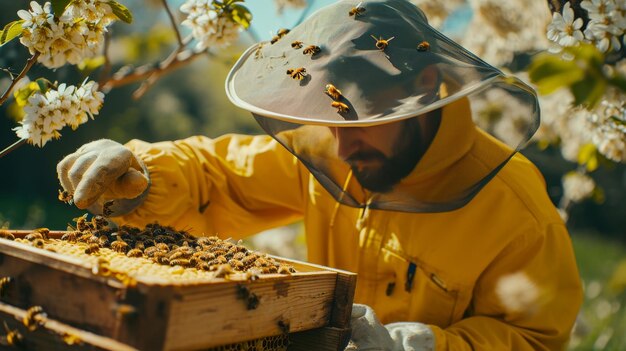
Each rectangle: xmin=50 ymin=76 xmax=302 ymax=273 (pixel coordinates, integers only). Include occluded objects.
xmin=57 ymin=0 xmax=582 ymax=349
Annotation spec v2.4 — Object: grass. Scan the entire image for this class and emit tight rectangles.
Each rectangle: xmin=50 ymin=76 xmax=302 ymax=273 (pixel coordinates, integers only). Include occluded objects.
xmin=569 ymin=231 xmax=626 ymax=351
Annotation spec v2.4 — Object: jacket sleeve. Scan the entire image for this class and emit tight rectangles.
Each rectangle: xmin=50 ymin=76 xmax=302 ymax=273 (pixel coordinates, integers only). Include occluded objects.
xmin=429 ymin=222 xmax=582 ymax=351
xmin=116 ymin=134 xmax=307 ymax=238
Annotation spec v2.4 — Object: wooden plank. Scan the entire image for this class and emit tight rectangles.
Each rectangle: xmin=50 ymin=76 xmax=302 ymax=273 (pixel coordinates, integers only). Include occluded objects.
xmin=288 ymin=327 xmax=351 ymax=351
xmin=0 ymin=301 xmax=137 ymax=351
xmin=272 ymin=256 xmax=357 ymax=328
xmin=163 ymin=273 xmax=337 ymax=350
xmin=0 ymin=236 xmax=356 ymax=350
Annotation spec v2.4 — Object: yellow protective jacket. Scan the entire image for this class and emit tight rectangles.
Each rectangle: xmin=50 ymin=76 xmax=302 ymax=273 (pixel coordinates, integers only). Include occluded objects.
xmin=119 ymin=99 xmax=582 ymax=350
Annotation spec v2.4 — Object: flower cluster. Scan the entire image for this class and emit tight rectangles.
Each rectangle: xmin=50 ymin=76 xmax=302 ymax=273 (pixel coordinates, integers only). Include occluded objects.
xmin=180 ymin=0 xmax=244 ymax=50
xmin=562 ymin=171 xmax=596 ymax=203
xmin=13 ymin=80 xmax=105 ymax=147
xmin=18 ymin=1 xmax=114 ymax=68
xmin=274 ymin=0 xmax=307 ymax=14
xmin=589 ymin=100 xmax=626 ymax=162
xmin=548 ymin=0 xmax=626 ymax=53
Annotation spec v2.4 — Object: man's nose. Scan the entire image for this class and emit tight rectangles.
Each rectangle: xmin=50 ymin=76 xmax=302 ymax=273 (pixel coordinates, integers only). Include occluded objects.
xmin=333 ymin=127 xmax=362 ymax=160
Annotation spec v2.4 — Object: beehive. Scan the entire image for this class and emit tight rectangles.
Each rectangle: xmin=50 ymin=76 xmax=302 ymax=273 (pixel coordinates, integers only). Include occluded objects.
xmin=0 ymin=225 xmax=356 ymax=350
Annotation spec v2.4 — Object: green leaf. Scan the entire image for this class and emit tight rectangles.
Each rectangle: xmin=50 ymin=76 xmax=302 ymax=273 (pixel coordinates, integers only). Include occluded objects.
xmin=51 ymin=0 xmax=73 ymax=16
xmin=13 ymin=81 xmax=41 ymax=107
xmin=109 ymin=1 xmax=133 ymax=23
xmin=229 ymin=4 xmax=252 ymax=29
xmin=0 ymin=20 xmax=25 ymax=47
xmin=528 ymin=53 xmax=584 ymax=95
xmin=570 ymin=74 xmax=606 ymax=108
xmin=35 ymin=78 xmax=54 ymax=93
xmin=77 ymin=56 xmax=106 ymax=75
xmin=576 ymin=142 xmax=600 ymax=172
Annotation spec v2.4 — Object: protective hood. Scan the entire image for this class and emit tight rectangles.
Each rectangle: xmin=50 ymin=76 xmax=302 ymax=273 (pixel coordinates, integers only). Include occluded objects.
xmin=226 ymin=0 xmax=540 ymax=212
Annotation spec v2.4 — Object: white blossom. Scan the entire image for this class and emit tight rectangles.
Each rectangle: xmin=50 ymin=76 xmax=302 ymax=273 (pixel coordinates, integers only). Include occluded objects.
xmin=562 ymin=172 xmax=595 ymax=203
xmin=463 ymin=0 xmax=551 ymax=65
xmin=496 ymin=272 xmax=540 ymax=314
xmin=13 ymin=80 xmax=105 ymax=147
xmin=17 ymin=1 xmax=112 ymax=69
xmin=275 ymin=0 xmax=307 ymax=14
xmin=547 ymin=2 xmax=584 ymax=52
xmin=180 ymin=0 xmax=244 ymax=49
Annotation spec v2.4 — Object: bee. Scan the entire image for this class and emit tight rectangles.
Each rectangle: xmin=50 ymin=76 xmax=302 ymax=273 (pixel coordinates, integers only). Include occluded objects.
xmin=114 ymin=303 xmax=137 ymax=318
xmin=253 ymin=43 xmax=265 ymax=60
xmin=23 ymin=306 xmax=46 ymax=331
xmin=31 ymin=238 xmax=45 ymax=249
xmin=74 ymin=214 xmax=91 ymax=232
xmin=232 ymin=252 xmax=246 ymax=261
xmin=371 ymin=35 xmax=395 ymax=50
xmin=58 ymin=189 xmax=73 ymax=204
xmin=111 ymin=239 xmax=129 ymax=254
xmin=61 ymin=332 xmax=82 ymax=346
xmin=196 ymin=262 xmax=211 ymax=271
xmin=0 ymin=277 xmax=13 ymax=297
xmin=126 ymin=249 xmax=144 ymax=258
xmin=0 ymin=230 xmax=14 ymax=241
xmin=348 ymin=2 xmax=366 ymax=17
xmin=92 ymin=258 xmax=111 ymax=276
xmin=85 ymin=243 xmax=101 ymax=254
xmin=291 ymin=40 xmax=303 ymax=49
xmin=286 ymin=67 xmax=307 ymax=80
xmin=153 ymin=252 xmax=170 ymax=265
xmin=302 ymin=45 xmax=321 ymax=56
xmin=61 ymin=231 xmax=79 ymax=242
xmin=215 ymin=255 xmax=228 ymax=264
xmin=325 ymin=84 xmax=343 ymax=100
xmin=229 ymin=259 xmax=244 ymax=270
xmin=24 ymin=232 xmax=43 ymax=241
xmin=331 ymin=101 xmax=350 ymax=113
xmin=2 ymin=322 xmax=22 ymax=347
xmin=270 ymin=28 xmax=290 ymax=44
xmin=246 ymin=292 xmax=260 ymax=310
xmin=98 ymin=236 xmax=110 ymax=247
xmin=168 ymin=251 xmax=189 ymax=261
xmin=23 ymin=306 xmax=45 ymax=331
xmin=416 ymin=40 xmax=430 ymax=52
xmin=91 ymin=215 xmax=108 ymax=230
xmin=214 ymin=264 xmax=233 ymax=278
xmin=277 ymin=320 xmax=290 ymax=334
xmin=170 ymin=259 xmax=191 ymax=267
xmin=34 ymin=227 xmax=50 ymax=239
xmin=278 ymin=265 xmax=296 ymax=274
xmin=102 ymin=200 xmax=115 ymax=217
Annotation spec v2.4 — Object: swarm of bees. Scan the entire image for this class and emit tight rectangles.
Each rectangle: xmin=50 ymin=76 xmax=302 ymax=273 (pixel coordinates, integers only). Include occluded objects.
xmin=14 ymin=216 xmax=296 ymax=280
xmin=371 ymin=35 xmax=395 ymax=51
xmin=270 ymin=28 xmax=290 ymax=44
xmin=416 ymin=40 xmax=430 ymax=52
xmin=286 ymin=67 xmax=307 ymax=80
xmin=348 ymin=2 xmax=366 ymax=17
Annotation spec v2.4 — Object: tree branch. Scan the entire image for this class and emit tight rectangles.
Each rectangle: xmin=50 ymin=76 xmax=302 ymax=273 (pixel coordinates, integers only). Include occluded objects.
xmin=162 ymin=0 xmax=184 ymax=48
xmin=0 ymin=53 xmax=40 ymax=106
xmin=0 ymin=138 xmax=27 ymax=159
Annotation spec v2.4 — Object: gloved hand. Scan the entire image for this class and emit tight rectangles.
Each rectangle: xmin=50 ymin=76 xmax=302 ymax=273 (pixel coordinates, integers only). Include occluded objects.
xmin=57 ymin=139 xmax=150 ymax=216
xmin=346 ymin=304 xmax=435 ymax=351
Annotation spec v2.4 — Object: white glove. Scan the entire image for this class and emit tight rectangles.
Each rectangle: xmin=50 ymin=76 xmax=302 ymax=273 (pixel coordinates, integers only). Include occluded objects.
xmin=346 ymin=304 xmax=435 ymax=351
xmin=57 ymin=139 xmax=150 ymax=216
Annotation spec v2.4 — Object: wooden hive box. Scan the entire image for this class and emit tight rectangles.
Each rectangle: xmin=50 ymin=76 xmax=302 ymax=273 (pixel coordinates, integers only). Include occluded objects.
xmin=0 ymin=230 xmax=356 ymax=350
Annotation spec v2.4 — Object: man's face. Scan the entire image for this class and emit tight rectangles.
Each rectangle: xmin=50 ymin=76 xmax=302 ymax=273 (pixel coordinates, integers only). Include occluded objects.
xmin=331 ymin=118 xmax=424 ymax=193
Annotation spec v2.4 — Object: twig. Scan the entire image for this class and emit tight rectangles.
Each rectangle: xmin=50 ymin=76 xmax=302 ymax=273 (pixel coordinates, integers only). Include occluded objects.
xmin=162 ymin=0 xmax=184 ymax=48
xmin=0 ymin=139 xmax=27 ymax=159
xmin=0 ymin=53 xmax=39 ymax=106
xmin=101 ymin=49 xmax=204 ymax=93
xmin=98 ymin=31 xmax=113 ymax=86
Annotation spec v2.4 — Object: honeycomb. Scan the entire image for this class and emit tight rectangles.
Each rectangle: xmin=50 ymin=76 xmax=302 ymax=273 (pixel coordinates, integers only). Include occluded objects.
xmin=1 ymin=217 xmax=296 ymax=284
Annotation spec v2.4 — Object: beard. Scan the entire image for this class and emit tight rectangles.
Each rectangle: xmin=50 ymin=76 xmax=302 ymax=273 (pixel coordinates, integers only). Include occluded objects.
xmin=347 ymin=120 xmax=424 ymax=193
